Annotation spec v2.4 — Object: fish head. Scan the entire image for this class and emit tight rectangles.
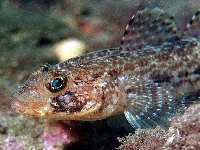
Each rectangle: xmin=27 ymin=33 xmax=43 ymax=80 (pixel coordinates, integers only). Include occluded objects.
xmin=12 ymin=64 xmax=103 ymax=120
xmin=12 ymin=64 xmax=56 ymax=117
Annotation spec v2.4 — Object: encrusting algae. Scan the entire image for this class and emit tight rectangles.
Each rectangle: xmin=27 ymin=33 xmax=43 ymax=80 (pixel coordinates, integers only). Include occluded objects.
xmin=117 ymin=103 xmax=200 ymax=149
xmin=12 ymin=7 xmax=200 ymax=130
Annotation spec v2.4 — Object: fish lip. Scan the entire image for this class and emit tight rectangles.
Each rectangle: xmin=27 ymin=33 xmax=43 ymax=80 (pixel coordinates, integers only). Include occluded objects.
xmin=11 ymin=98 xmax=31 ymax=115
xmin=11 ymin=96 xmax=44 ymax=117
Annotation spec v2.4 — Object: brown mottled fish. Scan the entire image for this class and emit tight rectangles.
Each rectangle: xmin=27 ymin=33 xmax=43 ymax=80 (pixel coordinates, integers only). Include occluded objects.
xmin=12 ymin=8 xmax=200 ymax=129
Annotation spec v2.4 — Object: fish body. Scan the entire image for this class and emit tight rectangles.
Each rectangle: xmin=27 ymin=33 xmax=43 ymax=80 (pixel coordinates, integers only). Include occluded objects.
xmin=12 ymin=8 xmax=200 ymax=129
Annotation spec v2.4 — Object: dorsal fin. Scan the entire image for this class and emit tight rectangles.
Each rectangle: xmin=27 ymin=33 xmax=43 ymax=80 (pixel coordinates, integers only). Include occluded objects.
xmin=183 ymin=9 xmax=200 ymax=39
xmin=55 ymin=47 xmax=120 ymax=70
xmin=120 ymin=8 xmax=180 ymax=51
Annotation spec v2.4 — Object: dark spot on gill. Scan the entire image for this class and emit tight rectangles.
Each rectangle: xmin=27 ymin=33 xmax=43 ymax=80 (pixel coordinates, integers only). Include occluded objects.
xmin=108 ymin=70 xmax=119 ymax=80
xmin=51 ymin=91 xmax=85 ymax=113
xmin=153 ymin=74 xmax=171 ymax=84
xmin=194 ymin=66 xmax=200 ymax=74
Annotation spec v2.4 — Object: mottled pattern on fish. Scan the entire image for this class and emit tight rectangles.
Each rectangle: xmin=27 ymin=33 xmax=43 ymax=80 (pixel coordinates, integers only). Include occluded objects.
xmin=12 ymin=8 xmax=200 ymax=129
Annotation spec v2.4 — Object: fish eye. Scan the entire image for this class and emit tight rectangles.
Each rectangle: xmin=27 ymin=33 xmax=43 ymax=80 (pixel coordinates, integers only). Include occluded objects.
xmin=45 ymin=72 xmax=67 ymax=93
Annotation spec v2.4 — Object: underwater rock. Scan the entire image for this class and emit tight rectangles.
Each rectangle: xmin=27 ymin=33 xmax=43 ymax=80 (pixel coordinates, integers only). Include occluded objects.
xmin=53 ymin=39 xmax=87 ymax=62
xmin=117 ymin=103 xmax=200 ymax=150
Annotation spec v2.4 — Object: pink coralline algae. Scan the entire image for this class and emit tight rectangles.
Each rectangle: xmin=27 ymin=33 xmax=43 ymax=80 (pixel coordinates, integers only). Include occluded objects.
xmin=42 ymin=124 xmax=77 ymax=150
xmin=4 ymin=137 xmax=24 ymax=150
xmin=117 ymin=103 xmax=200 ymax=150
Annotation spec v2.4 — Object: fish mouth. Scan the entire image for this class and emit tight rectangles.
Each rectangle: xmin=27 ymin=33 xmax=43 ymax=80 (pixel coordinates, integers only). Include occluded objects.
xmin=11 ymin=96 xmax=46 ymax=117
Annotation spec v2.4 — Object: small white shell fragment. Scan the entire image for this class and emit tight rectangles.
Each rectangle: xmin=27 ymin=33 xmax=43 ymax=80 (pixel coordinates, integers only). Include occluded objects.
xmin=53 ymin=38 xmax=87 ymax=61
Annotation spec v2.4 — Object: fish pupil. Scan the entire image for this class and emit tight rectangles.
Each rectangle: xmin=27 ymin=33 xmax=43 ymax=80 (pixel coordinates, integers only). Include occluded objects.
xmin=52 ymin=78 xmax=62 ymax=88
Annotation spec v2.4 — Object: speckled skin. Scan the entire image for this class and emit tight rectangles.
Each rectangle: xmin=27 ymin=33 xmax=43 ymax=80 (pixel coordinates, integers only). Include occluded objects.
xmin=12 ymin=8 xmax=200 ymax=128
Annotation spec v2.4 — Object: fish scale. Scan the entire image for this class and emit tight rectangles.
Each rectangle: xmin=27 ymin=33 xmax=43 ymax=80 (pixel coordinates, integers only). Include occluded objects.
xmin=12 ymin=8 xmax=200 ymax=129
